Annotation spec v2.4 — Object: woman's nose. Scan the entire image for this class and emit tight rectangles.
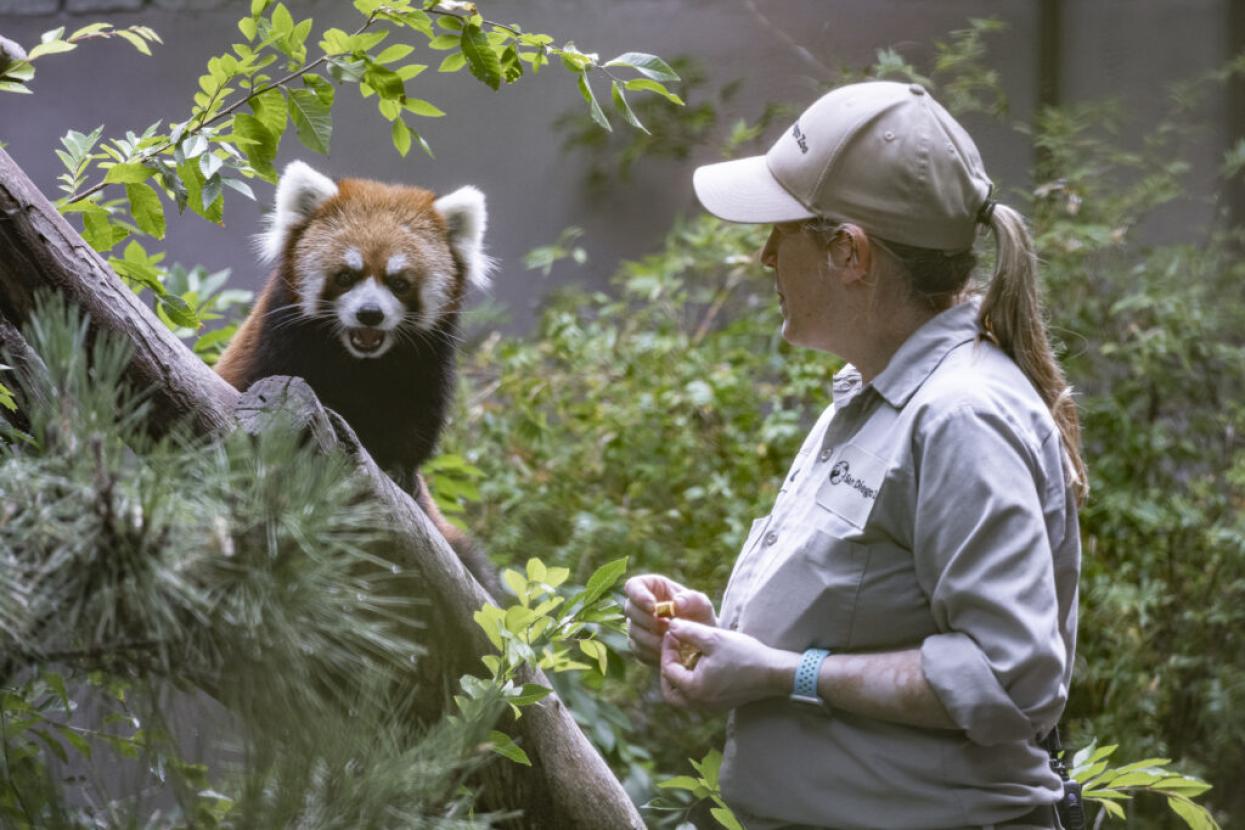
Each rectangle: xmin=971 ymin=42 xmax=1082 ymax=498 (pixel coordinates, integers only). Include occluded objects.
xmin=759 ymin=227 xmax=780 ymax=269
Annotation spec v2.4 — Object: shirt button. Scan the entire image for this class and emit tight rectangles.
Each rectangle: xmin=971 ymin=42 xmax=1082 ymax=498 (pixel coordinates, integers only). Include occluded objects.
xmin=819 ymin=448 xmax=832 ymax=462
xmin=763 ymin=531 xmax=779 ymax=546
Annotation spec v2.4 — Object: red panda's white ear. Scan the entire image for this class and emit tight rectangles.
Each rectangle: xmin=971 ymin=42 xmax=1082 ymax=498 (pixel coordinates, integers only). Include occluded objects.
xmin=258 ymin=161 xmax=338 ymax=263
xmin=434 ymin=185 xmax=494 ymax=290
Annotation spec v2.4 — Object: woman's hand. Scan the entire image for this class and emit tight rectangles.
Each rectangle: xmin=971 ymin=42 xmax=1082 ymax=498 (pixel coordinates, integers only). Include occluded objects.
xmin=660 ymin=619 xmax=796 ymax=712
xmin=623 ymin=574 xmax=716 ymax=666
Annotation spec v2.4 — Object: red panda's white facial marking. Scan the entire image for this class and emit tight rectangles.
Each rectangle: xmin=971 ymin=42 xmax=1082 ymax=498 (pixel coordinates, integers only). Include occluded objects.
xmin=335 ymin=276 xmax=405 ymax=358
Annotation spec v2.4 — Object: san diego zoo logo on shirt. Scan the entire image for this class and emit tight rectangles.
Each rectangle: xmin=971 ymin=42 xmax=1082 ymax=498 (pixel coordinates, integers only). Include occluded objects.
xmin=829 ymin=460 xmax=877 ymax=500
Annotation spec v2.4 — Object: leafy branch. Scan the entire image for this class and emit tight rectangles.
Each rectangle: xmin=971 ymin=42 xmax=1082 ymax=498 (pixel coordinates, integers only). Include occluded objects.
xmin=1070 ymin=742 xmax=1219 ymax=829
xmin=454 ymin=556 xmax=628 ymax=766
xmin=0 ymin=23 xmax=160 ymax=95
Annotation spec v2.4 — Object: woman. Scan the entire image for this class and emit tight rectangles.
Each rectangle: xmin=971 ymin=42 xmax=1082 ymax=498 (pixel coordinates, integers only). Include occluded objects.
xmin=624 ymin=81 xmax=1084 ymax=830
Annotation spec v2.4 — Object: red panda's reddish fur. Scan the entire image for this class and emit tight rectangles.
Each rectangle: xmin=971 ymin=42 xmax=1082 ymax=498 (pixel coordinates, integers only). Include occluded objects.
xmin=216 ymin=162 xmax=494 ymax=591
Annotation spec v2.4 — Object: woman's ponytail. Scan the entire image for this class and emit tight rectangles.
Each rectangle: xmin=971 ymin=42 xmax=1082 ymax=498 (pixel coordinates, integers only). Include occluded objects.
xmin=979 ymin=203 xmax=1089 ymax=504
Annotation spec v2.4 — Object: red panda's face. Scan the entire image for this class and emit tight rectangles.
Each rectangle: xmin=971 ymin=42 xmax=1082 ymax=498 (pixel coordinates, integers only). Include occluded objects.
xmin=260 ymin=162 xmax=492 ymax=360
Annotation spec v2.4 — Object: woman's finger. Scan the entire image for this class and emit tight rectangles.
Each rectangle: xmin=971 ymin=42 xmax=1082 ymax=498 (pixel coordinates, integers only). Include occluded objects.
xmin=628 ymin=623 xmax=663 ymax=663
xmin=623 ymin=598 xmax=664 ymax=635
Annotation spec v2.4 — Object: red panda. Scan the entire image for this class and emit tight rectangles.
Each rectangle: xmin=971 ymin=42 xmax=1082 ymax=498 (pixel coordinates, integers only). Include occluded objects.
xmin=216 ymin=160 xmax=495 ymax=590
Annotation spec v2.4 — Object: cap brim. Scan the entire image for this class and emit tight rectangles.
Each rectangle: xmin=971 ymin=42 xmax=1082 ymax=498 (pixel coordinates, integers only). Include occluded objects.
xmin=692 ymin=155 xmax=814 ymax=223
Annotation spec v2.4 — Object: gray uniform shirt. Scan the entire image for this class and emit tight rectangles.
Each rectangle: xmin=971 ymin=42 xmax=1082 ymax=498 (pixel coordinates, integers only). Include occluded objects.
xmin=718 ymin=300 xmax=1080 ymax=830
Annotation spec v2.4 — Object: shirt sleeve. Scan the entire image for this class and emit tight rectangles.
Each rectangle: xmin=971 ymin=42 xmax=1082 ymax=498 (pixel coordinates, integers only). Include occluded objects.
xmin=913 ymin=404 xmax=1068 ymax=746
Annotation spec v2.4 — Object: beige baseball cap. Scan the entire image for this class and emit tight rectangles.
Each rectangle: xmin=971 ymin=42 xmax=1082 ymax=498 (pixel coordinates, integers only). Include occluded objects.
xmin=693 ymin=81 xmax=994 ymax=251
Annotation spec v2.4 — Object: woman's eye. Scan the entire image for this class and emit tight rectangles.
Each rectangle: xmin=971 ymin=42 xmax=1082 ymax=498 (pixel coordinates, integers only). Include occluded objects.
xmin=334 ymin=271 xmax=354 ymax=288
xmin=389 ymin=277 xmax=411 ymax=294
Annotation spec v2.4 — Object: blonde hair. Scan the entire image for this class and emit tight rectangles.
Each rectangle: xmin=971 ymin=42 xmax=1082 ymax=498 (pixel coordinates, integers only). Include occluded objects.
xmin=978 ymin=203 xmax=1088 ymax=503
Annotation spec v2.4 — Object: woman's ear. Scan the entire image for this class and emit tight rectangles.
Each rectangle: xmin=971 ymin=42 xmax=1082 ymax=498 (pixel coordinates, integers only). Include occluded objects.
xmin=828 ymin=224 xmax=872 ymax=284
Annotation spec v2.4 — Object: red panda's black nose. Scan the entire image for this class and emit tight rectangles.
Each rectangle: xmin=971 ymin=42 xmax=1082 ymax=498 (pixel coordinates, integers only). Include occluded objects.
xmin=356 ymin=306 xmax=385 ymax=327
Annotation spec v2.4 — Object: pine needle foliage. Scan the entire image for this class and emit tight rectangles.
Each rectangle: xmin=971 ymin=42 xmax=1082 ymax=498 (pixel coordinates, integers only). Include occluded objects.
xmin=0 ymin=295 xmax=501 ymax=828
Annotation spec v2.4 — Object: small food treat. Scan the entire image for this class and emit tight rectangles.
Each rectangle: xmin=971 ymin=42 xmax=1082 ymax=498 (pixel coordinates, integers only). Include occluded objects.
xmin=653 ymin=599 xmax=702 ymax=668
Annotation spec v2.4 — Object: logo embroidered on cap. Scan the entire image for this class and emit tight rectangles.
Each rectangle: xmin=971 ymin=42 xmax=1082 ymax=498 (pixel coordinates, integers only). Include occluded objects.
xmin=792 ymin=123 xmax=809 ymax=154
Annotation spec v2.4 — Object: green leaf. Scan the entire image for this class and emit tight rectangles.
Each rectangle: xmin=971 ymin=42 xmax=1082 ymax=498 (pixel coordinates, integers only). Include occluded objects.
xmin=610 ymin=80 xmax=648 ymax=134
xmin=159 ymin=293 xmax=199 ymax=328
xmin=390 ymin=118 xmax=411 ymax=157
xmin=460 ymin=24 xmax=501 ymax=90
xmin=69 ymin=22 xmax=111 ymax=39
xmin=1167 ymin=796 xmax=1217 ymax=830
xmin=577 ymin=71 xmax=610 ymax=132
xmin=232 ymin=113 xmax=278 ymax=180
xmin=250 ymin=87 xmax=288 ymax=136
xmin=439 ymin=51 xmax=466 ymax=73
xmin=81 ymin=207 xmax=129 ymax=252
xmin=1152 ymin=777 xmax=1213 ymax=797
xmin=427 ymin=34 xmax=459 ymax=51
xmin=287 ymin=87 xmax=332 ymax=154
xmin=125 ymin=182 xmax=165 ymax=239
xmin=376 ymin=43 xmax=415 ymax=63
xmin=103 ymin=162 xmax=153 ymax=184
xmin=27 ymin=40 xmax=76 ymax=60
xmin=578 ymin=638 xmax=608 ymax=674
xmin=503 ymin=568 xmax=529 ymax=603
xmin=3 ymin=60 xmax=35 ymax=83
xmin=604 ymin=51 xmax=678 ymax=82
xmin=363 ymin=62 xmax=405 ymax=100
xmin=396 ymin=63 xmax=427 ymax=80
xmin=0 ymin=80 xmax=33 ymax=94
xmin=623 ymin=77 xmax=684 ymax=106
xmin=115 ymin=30 xmax=152 ymax=56
xmin=1107 ymin=770 xmax=1163 ymax=788
xmin=710 ymin=806 xmax=745 ymax=830
xmin=510 ymin=683 xmax=552 ymax=707
xmin=57 ymin=724 xmax=91 ymax=759
xmin=403 ymin=97 xmax=444 ymax=117
xmin=487 ymin=730 xmax=530 ymax=765
xmin=658 ymin=775 xmax=705 ymax=792
xmin=270 ymin=2 xmax=293 ymax=34
xmin=0 ymin=382 xmax=17 ymax=412
xmin=525 ymin=558 xmax=547 ymax=583
xmin=178 ymin=160 xmax=224 ymax=223
xmin=580 ymin=557 xmax=627 ymax=607
xmin=238 ymin=17 xmax=258 ymax=40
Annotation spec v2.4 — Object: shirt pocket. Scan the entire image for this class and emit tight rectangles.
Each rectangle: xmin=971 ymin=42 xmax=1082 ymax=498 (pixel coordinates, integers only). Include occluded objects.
xmin=741 ymin=529 xmax=870 ymax=651
xmin=815 ymin=441 xmax=889 ymax=532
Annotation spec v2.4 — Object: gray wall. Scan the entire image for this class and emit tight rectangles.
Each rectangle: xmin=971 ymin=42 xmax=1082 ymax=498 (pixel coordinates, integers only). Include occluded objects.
xmin=0 ymin=0 xmax=1234 ymax=331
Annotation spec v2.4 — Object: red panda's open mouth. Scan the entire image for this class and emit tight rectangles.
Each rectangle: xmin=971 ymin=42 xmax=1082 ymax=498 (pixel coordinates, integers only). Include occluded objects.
xmin=347 ymin=327 xmax=387 ymax=355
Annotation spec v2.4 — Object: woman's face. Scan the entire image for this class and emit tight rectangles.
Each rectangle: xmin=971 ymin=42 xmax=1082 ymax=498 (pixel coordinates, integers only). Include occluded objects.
xmin=760 ymin=221 xmax=841 ymax=351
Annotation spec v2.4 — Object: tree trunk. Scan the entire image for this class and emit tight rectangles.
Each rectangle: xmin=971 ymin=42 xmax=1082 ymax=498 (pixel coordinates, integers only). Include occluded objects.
xmin=0 ymin=147 xmax=643 ymax=830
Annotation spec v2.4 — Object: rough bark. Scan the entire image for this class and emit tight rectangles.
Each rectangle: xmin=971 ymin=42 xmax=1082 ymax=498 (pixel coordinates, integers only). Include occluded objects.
xmin=0 ymin=148 xmax=643 ymax=829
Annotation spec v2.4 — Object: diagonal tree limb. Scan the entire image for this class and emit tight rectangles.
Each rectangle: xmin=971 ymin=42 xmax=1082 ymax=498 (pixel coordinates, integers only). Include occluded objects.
xmin=0 ymin=147 xmax=643 ymax=829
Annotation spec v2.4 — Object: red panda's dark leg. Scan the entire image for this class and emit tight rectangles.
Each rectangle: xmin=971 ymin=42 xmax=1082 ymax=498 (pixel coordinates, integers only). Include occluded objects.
xmin=413 ymin=473 xmax=500 ymax=598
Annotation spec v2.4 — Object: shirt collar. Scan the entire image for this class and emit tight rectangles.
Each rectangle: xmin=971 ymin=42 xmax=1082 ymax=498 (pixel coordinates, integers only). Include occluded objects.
xmin=834 ymin=299 xmax=982 ymax=411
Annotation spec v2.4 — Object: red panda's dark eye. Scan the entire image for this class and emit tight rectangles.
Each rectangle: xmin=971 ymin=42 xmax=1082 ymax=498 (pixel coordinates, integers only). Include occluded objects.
xmin=334 ymin=270 xmax=354 ymax=288
xmin=388 ymin=276 xmax=411 ymax=294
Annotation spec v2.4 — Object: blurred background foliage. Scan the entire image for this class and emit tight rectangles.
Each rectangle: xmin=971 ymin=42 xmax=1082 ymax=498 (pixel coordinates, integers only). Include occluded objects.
xmin=440 ymin=18 xmax=1245 ymax=828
